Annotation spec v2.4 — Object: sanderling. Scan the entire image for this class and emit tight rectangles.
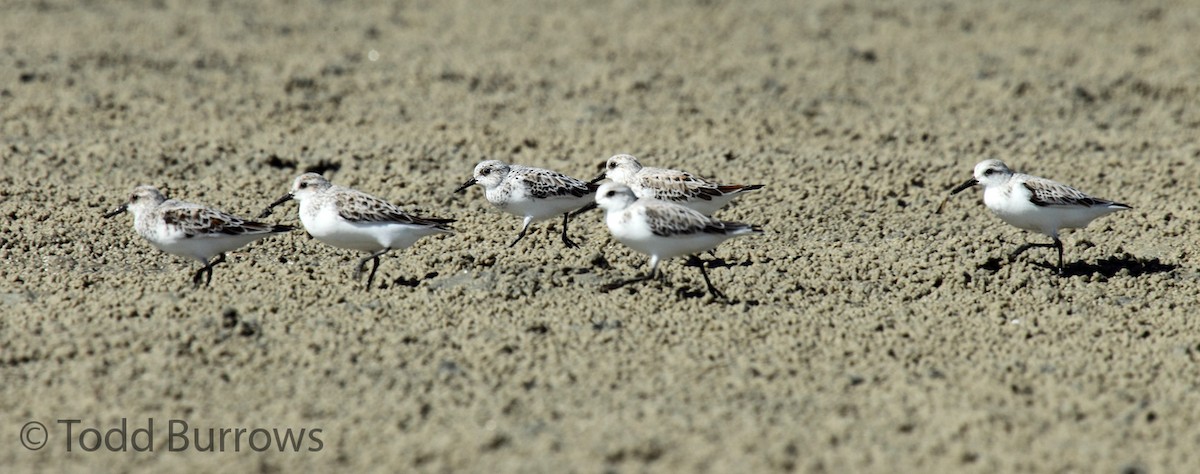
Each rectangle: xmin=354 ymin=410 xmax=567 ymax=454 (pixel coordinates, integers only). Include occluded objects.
xmin=260 ymin=173 xmax=454 ymax=290
xmin=593 ymin=182 xmax=762 ymax=299
xmin=589 ymin=154 xmax=764 ymax=215
xmin=103 ymin=185 xmax=294 ymax=288
xmin=455 ymin=160 xmax=598 ymax=248
xmin=946 ymin=159 xmax=1132 ymax=274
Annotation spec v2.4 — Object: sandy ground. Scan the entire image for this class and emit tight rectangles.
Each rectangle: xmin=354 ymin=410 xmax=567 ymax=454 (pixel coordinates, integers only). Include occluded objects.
xmin=3 ymin=0 xmax=1200 ymax=471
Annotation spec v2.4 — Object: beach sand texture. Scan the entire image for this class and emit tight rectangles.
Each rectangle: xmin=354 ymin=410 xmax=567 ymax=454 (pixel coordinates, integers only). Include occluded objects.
xmin=2 ymin=0 xmax=1199 ymax=471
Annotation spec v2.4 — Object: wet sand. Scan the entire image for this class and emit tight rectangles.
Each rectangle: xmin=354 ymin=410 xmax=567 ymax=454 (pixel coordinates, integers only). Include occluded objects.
xmin=3 ymin=0 xmax=1199 ymax=471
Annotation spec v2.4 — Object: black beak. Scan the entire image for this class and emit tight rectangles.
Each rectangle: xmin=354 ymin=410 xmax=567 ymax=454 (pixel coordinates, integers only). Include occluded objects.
xmin=453 ymin=178 xmax=477 ymax=194
xmin=949 ymin=178 xmax=978 ymax=195
xmin=102 ymin=204 xmax=128 ymax=218
xmin=569 ymin=201 xmax=599 ymax=218
xmin=588 ymin=160 xmax=609 ymax=184
xmin=259 ymin=194 xmax=293 ymax=218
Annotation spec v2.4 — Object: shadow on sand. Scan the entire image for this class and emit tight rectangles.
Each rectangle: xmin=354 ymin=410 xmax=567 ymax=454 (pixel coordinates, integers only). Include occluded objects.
xmin=1059 ymin=255 xmax=1176 ymax=278
xmin=981 ymin=253 xmax=1177 ymax=278
xmin=601 ymin=257 xmax=759 ymax=304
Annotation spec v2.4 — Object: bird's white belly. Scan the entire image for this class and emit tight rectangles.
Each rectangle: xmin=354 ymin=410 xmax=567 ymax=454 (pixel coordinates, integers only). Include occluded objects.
xmin=488 ymin=186 xmax=591 ymax=221
xmin=983 ymin=186 xmax=1100 ymax=237
xmin=301 ymin=204 xmax=445 ymax=252
xmin=301 ymin=206 xmax=383 ymax=252
xmin=985 ymin=195 xmax=1049 ymax=234
xmin=137 ymin=218 xmax=257 ymax=263
xmin=606 ymin=210 xmax=723 ymax=261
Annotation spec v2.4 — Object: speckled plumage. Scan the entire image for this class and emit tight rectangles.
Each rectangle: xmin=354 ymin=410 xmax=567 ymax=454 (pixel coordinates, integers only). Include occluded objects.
xmin=105 ymin=185 xmax=294 ymax=288
xmin=157 ymin=205 xmax=286 ymax=238
xmin=1021 ymin=178 xmax=1118 ymax=208
xmin=263 ymin=173 xmax=454 ymax=290
xmin=949 ymin=159 xmax=1131 ymax=273
xmin=327 ymin=188 xmax=455 ymax=228
xmin=457 ymin=160 xmax=597 ymax=248
xmin=594 ymin=182 xmax=762 ymax=297
xmin=641 ymin=205 xmax=761 ymax=238
xmin=600 ymin=154 xmax=763 ymax=215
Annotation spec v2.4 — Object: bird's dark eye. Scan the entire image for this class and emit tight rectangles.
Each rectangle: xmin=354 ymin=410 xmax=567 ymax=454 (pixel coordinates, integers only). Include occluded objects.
xmin=608 ymin=162 xmax=615 ymax=169
xmin=481 ymin=169 xmax=490 ymax=176
xmin=605 ymin=190 xmax=616 ymax=197
xmin=299 ymin=182 xmax=308 ymax=189
xmin=983 ymin=169 xmax=996 ymax=177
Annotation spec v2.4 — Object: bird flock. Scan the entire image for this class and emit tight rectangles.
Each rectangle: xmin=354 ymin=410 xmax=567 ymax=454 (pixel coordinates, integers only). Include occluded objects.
xmin=105 ymin=155 xmax=1131 ymax=298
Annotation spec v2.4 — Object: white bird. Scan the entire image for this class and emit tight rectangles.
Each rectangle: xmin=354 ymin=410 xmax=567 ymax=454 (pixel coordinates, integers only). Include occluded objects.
xmin=591 ymin=154 xmax=764 ymax=215
xmin=948 ymin=159 xmax=1131 ymax=274
xmin=260 ymin=173 xmax=454 ymax=290
xmin=104 ymin=185 xmax=294 ymax=288
xmin=593 ymin=182 xmax=762 ymax=299
xmin=455 ymin=160 xmax=597 ymax=248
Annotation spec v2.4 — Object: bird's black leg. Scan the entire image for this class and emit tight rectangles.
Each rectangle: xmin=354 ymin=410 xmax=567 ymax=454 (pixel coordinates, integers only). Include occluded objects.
xmin=192 ymin=253 xmax=227 ymax=289
xmin=686 ymin=255 xmax=727 ymax=300
xmin=366 ymin=255 xmax=381 ymax=289
xmin=1053 ymin=237 xmax=1064 ymax=276
xmin=1009 ymin=239 xmax=1065 ymax=275
xmin=560 ymin=213 xmax=579 ymax=249
xmin=209 ymin=253 xmax=227 ymax=285
xmin=510 ymin=218 xmax=533 ymax=247
xmin=354 ymin=249 xmax=392 ymax=290
xmin=192 ymin=267 xmax=205 ymax=289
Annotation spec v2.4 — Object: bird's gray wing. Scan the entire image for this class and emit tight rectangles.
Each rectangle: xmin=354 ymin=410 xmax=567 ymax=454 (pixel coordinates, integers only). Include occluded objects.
xmin=1023 ymin=178 xmax=1117 ymax=208
xmin=161 ymin=204 xmax=288 ymax=237
xmin=519 ymin=167 xmax=597 ymax=199
xmin=335 ymin=191 xmax=454 ymax=228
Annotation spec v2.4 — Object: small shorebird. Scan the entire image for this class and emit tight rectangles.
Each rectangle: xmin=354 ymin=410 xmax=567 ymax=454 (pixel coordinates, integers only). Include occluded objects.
xmin=261 ymin=173 xmax=454 ymax=290
xmin=590 ymin=154 xmax=763 ymax=215
xmin=946 ymin=159 xmax=1131 ymax=274
xmin=593 ymin=182 xmax=762 ymax=299
xmin=104 ymin=185 xmax=294 ymax=288
xmin=455 ymin=160 xmax=597 ymax=248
